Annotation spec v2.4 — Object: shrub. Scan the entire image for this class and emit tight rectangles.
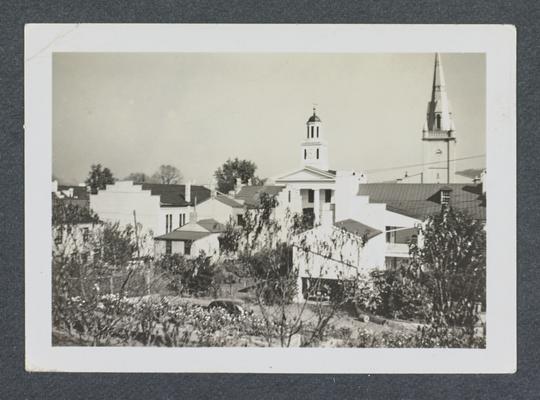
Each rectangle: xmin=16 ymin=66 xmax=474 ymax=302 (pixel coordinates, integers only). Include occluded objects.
xmin=155 ymin=252 xmax=218 ymax=297
xmin=54 ymin=295 xmax=274 ymax=347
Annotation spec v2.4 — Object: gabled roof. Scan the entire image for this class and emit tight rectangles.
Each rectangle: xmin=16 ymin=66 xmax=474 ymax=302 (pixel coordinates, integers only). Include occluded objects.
xmin=135 ymin=183 xmax=210 ymax=207
xmin=196 ymin=219 xmax=226 ymax=233
xmin=274 ymin=166 xmax=336 ymax=183
xmin=154 ymin=230 xmax=212 ymax=242
xmin=334 ymin=219 xmax=382 ymax=240
xmin=235 ymin=185 xmax=285 ymax=208
xmin=357 ymin=183 xmax=486 ymax=221
xmin=213 ymin=193 xmax=244 ymax=209
xmin=155 ymin=218 xmax=224 ymax=241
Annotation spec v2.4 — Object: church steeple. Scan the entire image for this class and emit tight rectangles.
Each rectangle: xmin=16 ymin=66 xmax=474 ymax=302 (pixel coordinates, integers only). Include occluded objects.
xmin=422 ymin=53 xmax=457 ymax=184
xmin=301 ymin=107 xmax=328 ymax=170
xmin=426 ymin=53 xmax=454 ymax=133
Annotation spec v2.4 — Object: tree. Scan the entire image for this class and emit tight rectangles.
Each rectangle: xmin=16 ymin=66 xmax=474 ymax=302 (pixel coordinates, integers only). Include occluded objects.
xmin=220 ymin=192 xmax=357 ymax=347
xmin=52 ymin=199 xmax=100 ymax=226
xmin=124 ymin=172 xmax=151 ymax=183
xmin=152 ymin=165 xmax=182 ymax=185
xmin=214 ymin=158 xmax=265 ymax=193
xmin=409 ymin=207 xmax=486 ymax=329
xmin=85 ymin=164 xmax=115 ymax=194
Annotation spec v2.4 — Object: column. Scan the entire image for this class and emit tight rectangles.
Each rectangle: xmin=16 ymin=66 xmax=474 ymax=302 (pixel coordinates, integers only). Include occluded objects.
xmin=313 ymin=189 xmax=320 ymax=225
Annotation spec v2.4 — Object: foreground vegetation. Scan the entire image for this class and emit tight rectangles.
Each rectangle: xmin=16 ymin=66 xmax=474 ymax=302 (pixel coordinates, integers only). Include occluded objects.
xmin=52 ymin=197 xmax=486 ymax=348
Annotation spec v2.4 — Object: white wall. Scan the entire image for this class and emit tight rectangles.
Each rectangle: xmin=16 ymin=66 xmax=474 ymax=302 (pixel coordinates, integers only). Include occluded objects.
xmin=154 ymin=234 xmax=220 ymax=261
xmin=52 ymin=222 xmax=97 ymax=257
xmin=293 ymin=225 xmax=361 ymax=280
xmin=196 ymin=197 xmax=242 ymax=225
xmin=90 ymin=181 xmax=161 ymax=237
xmin=90 ymin=181 xmax=193 ymax=241
xmin=158 ymin=206 xmax=191 ymax=235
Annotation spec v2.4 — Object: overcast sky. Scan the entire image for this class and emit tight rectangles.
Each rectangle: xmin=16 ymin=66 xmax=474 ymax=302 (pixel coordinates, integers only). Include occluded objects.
xmin=53 ymin=52 xmax=485 ymax=185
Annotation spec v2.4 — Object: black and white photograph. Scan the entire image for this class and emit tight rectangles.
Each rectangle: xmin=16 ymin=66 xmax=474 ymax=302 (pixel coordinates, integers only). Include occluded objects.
xmin=24 ymin=24 xmax=516 ymax=373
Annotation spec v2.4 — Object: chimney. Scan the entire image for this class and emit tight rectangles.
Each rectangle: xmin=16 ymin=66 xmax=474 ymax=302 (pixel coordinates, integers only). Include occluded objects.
xmin=235 ymin=177 xmax=244 ymax=194
xmin=189 ymin=195 xmax=198 ymax=223
xmin=51 ymin=180 xmax=58 ymax=193
xmin=480 ymin=170 xmax=487 ymax=195
xmin=185 ymin=181 xmax=192 ymax=203
xmin=209 ymin=180 xmax=217 ymax=198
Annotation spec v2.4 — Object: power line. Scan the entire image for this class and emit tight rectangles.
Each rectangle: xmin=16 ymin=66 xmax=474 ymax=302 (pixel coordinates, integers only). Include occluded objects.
xmin=365 ymin=154 xmax=485 ymax=174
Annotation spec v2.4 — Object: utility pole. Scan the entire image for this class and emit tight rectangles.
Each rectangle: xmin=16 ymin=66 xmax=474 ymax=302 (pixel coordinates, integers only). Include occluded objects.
xmin=133 ymin=210 xmax=140 ymax=260
xmin=447 ymin=140 xmax=451 ymax=184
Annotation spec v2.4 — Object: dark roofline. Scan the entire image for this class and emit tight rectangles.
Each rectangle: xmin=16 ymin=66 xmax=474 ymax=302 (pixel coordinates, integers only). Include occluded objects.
xmin=134 ymin=182 xmax=210 ymax=207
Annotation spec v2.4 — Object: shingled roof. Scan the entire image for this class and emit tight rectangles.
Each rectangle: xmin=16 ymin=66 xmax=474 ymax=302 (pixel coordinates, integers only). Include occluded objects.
xmin=213 ymin=193 xmax=244 ymax=209
xmin=357 ymin=183 xmax=486 ymax=221
xmin=135 ymin=183 xmax=210 ymax=207
xmin=234 ymin=185 xmax=285 ymax=208
xmin=154 ymin=218 xmax=224 ymax=242
xmin=197 ymin=219 xmax=226 ymax=233
xmin=334 ymin=219 xmax=382 ymax=240
xmin=154 ymin=230 xmax=212 ymax=242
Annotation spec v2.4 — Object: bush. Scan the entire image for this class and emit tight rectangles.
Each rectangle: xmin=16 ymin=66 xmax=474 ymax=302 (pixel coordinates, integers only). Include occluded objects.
xmin=371 ymin=268 xmax=432 ymax=321
xmin=340 ymin=327 xmax=484 ymax=349
xmin=355 ymin=268 xmax=432 ymax=321
xmin=238 ymin=244 xmax=297 ymax=305
xmin=54 ymin=295 xmax=274 ymax=347
xmin=155 ymin=252 xmax=218 ymax=297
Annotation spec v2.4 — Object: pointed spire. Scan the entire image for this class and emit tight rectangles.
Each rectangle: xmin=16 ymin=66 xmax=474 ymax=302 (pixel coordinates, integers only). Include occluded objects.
xmin=432 ymin=53 xmax=446 ymax=96
xmin=425 ymin=53 xmax=453 ymax=132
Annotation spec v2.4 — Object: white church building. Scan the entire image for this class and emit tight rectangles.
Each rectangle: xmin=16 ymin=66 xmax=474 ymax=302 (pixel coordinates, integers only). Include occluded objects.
xmin=263 ymin=53 xmax=486 ymax=300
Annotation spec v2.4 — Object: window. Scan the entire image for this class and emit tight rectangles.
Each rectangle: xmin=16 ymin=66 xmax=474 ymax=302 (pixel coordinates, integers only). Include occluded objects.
xmin=316 ymin=126 xmax=319 ymax=138
xmin=307 ymin=127 xmax=309 ymax=138
xmin=288 ymin=190 xmax=291 ymax=203
xmin=386 ymin=226 xmax=397 ymax=243
xmin=54 ymin=228 xmax=63 ymax=244
xmin=302 ymin=208 xmax=315 ymax=228
xmin=166 ymin=214 xmax=173 ymax=233
xmin=304 ymin=149 xmax=307 ymax=159
xmin=179 ymin=213 xmax=186 ymax=227
xmin=82 ymin=227 xmax=89 ymax=242
xmin=316 ymin=148 xmax=319 ymax=159
xmin=441 ymin=190 xmax=451 ymax=206
xmin=165 ymin=240 xmax=172 ymax=255
xmin=308 ymin=189 xmax=314 ymax=203
xmin=185 ymin=241 xmax=192 ymax=255
xmin=310 ymin=126 xmax=314 ymax=138
xmin=237 ymin=214 xmax=245 ymax=226
xmin=324 ymin=189 xmax=331 ymax=203
xmin=436 ymin=114 xmax=441 ymax=129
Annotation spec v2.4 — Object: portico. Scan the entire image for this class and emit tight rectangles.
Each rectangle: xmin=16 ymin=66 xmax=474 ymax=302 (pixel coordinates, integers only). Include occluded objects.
xmin=274 ymin=166 xmax=337 ymax=226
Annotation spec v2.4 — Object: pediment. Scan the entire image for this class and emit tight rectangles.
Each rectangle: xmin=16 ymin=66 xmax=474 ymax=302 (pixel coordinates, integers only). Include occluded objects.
xmin=275 ymin=167 xmax=335 ymax=183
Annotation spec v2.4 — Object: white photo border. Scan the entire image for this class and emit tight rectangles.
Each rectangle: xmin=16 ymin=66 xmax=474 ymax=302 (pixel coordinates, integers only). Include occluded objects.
xmin=25 ymin=24 xmax=516 ymax=373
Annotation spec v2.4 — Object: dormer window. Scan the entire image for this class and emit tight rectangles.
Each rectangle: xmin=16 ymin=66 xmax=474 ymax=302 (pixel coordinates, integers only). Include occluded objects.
xmin=440 ymin=188 xmax=452 ymax=206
